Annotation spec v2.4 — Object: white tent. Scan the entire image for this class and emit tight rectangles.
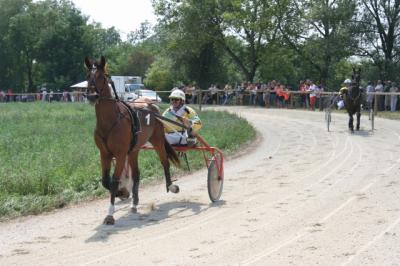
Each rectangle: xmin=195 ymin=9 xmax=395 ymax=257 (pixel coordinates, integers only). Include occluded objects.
xmin=70 ymin=81 xmax=88 ymax=88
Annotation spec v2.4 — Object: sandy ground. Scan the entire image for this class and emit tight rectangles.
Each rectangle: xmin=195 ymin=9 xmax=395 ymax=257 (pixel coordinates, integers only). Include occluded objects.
xmin=1 ymin=107 xmax=400 ymax=266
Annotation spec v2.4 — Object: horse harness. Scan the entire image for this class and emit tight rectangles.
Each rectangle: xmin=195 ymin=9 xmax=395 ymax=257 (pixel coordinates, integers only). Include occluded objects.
xmin=88 ymin=64 xmax=140 ymax=155
xmin=94 ymin=101 xmax=140 ymax=155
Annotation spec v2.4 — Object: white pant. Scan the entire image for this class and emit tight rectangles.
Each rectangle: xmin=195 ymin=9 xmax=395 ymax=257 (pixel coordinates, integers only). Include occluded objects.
xmin=165 ymin=131 xmax=188 ymax=145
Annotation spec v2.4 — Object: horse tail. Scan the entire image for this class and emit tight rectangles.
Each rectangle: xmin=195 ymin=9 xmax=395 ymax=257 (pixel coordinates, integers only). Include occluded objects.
xmin=164 ymin=139 xmax=181 ymax=167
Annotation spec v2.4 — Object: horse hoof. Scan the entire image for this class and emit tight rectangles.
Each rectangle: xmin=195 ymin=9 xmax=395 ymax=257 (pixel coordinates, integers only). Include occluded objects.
xmin=131 ymin=205 xmax=137 ymax=213
xmin=168 ymin=184 xmax=180 ymax=193
xmin=103 ymin=215 xmax=115 ymax=225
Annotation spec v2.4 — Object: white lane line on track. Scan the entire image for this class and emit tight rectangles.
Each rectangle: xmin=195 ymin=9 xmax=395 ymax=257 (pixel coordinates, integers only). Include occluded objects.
xmin=82 ymin=114 xmax=400 ymax=265
xmin=77 ymin=117 xmax=320 ymax=265
xmin=76 ymin=116 xmax=288 ymax=265
xmin=241 ymin=130 xmax=400 ymax=266
xmin=341 ymin=215 xmax=400 ymax=266
xmin=341 ymin=130 xmax=400 ymax=266
xmin=24 ymin=125 xmax=278 ymax=266
xmin=23 ymin=111 xmax=351 ymax=265
xmin=197 ymin=135 xmax=362 ymax=258
xmin=242 ymin=122 xmax=343 ymax=204
xmin=23 ymin=111 xmax=342 ymax=266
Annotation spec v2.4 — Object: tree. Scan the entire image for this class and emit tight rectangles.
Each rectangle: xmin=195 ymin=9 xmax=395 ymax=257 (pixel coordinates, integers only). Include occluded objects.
xmin=153 ymin=0 xmax=287 ymax=83
xmin=356 ymin=0 xmax=400 ymax=80
xmin=145 ymin=57 xmax=175 ymax=91
xmin=278 ymin=0 xmax=357 ymax=88
xmin=0 ymin=0 xmax=31 ymax=91
xmin=127 ymin=21 xmax=153 ymax=44
xmin=6 ymin=0 xmax=98 ymax=91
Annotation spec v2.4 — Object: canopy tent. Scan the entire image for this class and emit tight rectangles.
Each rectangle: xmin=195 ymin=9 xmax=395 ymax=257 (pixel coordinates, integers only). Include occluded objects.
xmin=70 ymin=81 xmax=88 ymax=88
xmin=70 ymin=81 xmax=112 ymax=88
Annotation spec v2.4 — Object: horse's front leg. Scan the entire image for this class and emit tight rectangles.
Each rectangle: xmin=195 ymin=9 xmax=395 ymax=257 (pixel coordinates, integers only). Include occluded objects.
xmin=100 ymin=152 xmax=112 ymax=190
xmin=348 ymin=113 xmax=354 ymax=132
xmin=104 ymin=155 xmax=125 ymax=225
xmin=356 ymin=111 xmax=361 ymax=130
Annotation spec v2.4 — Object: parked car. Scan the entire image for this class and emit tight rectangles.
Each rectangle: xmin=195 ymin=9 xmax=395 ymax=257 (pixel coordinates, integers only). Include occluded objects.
xmin=124 ymin=83 xmax=145 ymax=101
xmin=135 ymin=89 xmax=162 ymax=103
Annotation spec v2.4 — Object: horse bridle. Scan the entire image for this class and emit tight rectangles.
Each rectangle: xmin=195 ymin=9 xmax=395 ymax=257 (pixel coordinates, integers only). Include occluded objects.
xmin=86 ymin=64 xmax=120 ymax=103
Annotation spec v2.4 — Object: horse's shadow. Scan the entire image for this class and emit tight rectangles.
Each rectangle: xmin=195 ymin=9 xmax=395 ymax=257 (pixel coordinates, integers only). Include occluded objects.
xmin=334 ymin=128 xmax=374 ymax=137
xmin=86 ymin=199 xmax=225 ymax=243
xmin=350 ymin=129 xmax=374 ymax=137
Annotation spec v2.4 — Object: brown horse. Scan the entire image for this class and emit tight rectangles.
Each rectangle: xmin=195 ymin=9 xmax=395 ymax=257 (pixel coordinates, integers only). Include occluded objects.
xmin=84 ymin=56 xmax=180 ymax=225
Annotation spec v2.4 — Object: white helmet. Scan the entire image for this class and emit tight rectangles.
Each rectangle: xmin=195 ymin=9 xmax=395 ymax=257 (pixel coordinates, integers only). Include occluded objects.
xmin=344 ymin=79 xmax=352 ymax=84
xmin=169 ymin=89 xmax=185 ymax=101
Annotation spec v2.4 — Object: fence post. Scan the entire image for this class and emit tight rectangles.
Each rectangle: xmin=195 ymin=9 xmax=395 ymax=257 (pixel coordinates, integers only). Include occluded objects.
xmin=374 ymin=93 xmax=378 ymax=115
xmin=198 ymin=89 xmax=202 ymax=111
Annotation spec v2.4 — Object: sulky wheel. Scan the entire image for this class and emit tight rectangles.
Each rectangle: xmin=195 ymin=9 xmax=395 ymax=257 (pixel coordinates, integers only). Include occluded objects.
xmin=207 ymin=158 xmax=223 ymax=202
xmin=325 ymin=109 xmax=331 ymax=132
xmin=370 ymin=108 xmax=374 ymax=131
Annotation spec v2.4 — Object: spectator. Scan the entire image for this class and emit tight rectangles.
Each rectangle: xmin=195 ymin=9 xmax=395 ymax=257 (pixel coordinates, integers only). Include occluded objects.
xmin=262 ymin=83 xmax=270 ymax=107
xmin=6 ymin=89 xmax=14 ymax=102
xmin=222 ymin=84 xmax=233 ymax=105
xmin=307 ymin=80 xmax=318 ymax=111
xmin=49 ymin=90 xmax=54 ymax=102
xmin=62 ymin=90 xmax=68 ymax=102
xmin=269 ymin=80 xmax=277 ymax=107
xmin=316 ymin=83 xmax=324 ymax=111
xmin=191 ymin=85 xmax=199 ymax=104
xmin=384 ymin=81 xmax=391 ymax=111
xmin=365 ymin=81 xmax=374 ymax=110
xmin=375 ymin=80 xmax=384 ymax=111
xmin=390 ymin=82 xmax=398 ymax=112
xmin=0 ymin=90 xmax=5 ymax=102
xmin=299 ymin=80 xmax=308 ymax=108
xmin=236 ymin=83 xmax=245 ymax=105
xmin=276 ymin=83 xmax=284 ymax=108
xmin=42 ymin=89 xmax=47 ymax=102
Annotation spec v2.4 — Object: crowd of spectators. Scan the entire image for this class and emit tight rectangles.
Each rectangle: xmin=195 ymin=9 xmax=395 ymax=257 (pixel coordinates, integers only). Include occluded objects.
xmin=366 ymin=80 xmax=399 ymax=112
xmin=176 ymin=79 xmax=400 ymax=112
xmin=2 ymin=79 xmax=399 ymax=112
xmin=178 ymin=80 xmax=325 ymax=110
xmin=0 ymin=89 xmax=86 ymax=103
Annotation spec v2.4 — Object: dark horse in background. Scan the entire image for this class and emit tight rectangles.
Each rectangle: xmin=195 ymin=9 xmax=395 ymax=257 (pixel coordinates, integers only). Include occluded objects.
xmin=84 ymin=56 xmax=180 ymax=225
xmin=343 ymin=68 xmax=363 ymax=132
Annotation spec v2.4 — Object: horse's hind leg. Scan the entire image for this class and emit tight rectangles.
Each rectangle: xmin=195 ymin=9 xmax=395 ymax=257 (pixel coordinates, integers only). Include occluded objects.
xmin=129 ymin=150 xmax=140 ymax=213
xmin=356 ymin=111 xmax=361 ymax=130
xmin=151 ymin=138 xmax=179 ymax=194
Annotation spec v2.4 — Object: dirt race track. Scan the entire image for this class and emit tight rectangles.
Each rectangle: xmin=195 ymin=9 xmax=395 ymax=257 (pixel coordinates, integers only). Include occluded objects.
xmin=1 ymin=107 xmax=400 ymax=266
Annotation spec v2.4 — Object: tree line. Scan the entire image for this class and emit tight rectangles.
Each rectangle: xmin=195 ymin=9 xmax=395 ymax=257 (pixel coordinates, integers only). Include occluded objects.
xmin=1 ymin=0 xmax=400 ymax=93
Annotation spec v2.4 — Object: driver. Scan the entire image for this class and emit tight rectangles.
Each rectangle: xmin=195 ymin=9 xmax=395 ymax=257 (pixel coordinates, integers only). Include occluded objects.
xmin=162 ymin=89 xmax=202 ymax=146
xmin=338 ymin=78 xmax=352 ymax=109
xmin=339 ymin=79 xmax=352 ymax=97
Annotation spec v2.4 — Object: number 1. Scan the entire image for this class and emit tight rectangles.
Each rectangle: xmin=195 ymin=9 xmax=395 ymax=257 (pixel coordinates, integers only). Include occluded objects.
xmin=145 ymin=113 xmax=151 ymax=125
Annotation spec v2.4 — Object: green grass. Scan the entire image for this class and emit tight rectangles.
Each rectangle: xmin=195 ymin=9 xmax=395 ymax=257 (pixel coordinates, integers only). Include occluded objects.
xmin=374 ymin=111 xmax=400 ymax=120
xmin=0 ymin=102 xmax=255 ymax=219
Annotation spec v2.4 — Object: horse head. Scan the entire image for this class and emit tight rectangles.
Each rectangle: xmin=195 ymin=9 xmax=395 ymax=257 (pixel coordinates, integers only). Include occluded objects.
xmin=350 ymin=68 xmax=361 ymax=99
xmin=84 ymin=56 xmax=112 ymax=103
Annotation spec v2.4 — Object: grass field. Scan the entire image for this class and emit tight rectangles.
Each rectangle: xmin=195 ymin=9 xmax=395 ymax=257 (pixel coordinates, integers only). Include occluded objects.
xmin=0 ymin=102 xmax=256 ymax=220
